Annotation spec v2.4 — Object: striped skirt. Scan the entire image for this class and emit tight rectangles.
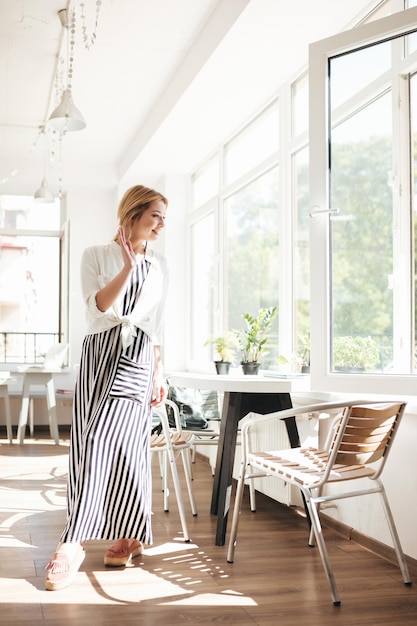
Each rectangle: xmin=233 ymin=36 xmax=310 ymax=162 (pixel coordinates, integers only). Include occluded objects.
xmin=60 ymin=324 xmax=154 ymax=544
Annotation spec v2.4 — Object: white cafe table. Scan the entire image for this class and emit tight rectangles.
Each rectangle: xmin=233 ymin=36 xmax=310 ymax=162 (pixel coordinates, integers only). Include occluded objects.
xmin=168 ymin=372 xmax=296 ymax=546
xmin=16 ymin=367 xmax=61 ymax=445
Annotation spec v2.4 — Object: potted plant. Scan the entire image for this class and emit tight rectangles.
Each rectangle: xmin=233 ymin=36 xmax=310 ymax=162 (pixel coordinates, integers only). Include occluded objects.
xmin=333 ymin=335 xmax=379 ymax=372
xmin=205 ymin=331 xmax=239 ymax=374
xmin=235 ymin=306 xmax=277 ymax=375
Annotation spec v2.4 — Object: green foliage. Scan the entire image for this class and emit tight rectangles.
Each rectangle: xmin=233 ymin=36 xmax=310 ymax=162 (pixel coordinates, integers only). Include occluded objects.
xmin=333 ymin=336 xmax=379 ymax=371
xmin=204 ymin=331 xmax=239 ymax=362
xmin=225 ymin=170 xmax=279 ymax=332
xmin=331 ymin=137 xmax=393 ymax=340
xmin=235 ymin=306 xmax=278 ymax=363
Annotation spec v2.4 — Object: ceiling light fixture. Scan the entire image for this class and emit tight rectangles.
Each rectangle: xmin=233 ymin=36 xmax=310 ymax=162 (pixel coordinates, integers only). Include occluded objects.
xmin=46 ymin=8 xmax=86 ymax=133
xmin=34 ymin=177 xmax=54 ymax=203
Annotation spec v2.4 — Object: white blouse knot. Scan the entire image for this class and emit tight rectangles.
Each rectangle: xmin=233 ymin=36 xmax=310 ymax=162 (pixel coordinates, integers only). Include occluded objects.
xmin=120 ymin=316 xmax=137 ymax=349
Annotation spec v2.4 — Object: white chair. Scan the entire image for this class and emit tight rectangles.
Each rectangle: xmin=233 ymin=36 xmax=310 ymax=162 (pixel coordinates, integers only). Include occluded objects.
xmin=187 ymin=421 xmax=221 ymax=476
xmin=17 ymin=343 xmax=69 ymax=445
xmin=0 ymin=372 xmax=14 ymax=443
xmin=151 ymin=399 xmax=197 ymax=542
xmin=227 ymin=400 xmax=411 ymax=606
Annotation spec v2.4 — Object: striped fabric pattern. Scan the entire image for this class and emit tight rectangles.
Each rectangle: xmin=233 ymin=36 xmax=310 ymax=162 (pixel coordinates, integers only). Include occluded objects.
xmin=60 ymin=259 xmax=155 ymax=544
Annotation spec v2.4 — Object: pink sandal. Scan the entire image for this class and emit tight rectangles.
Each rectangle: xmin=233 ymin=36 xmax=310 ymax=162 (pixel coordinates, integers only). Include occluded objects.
xmin=104 ymin=539 xmax=143 ymax=567
xmin=45 ymin=546 xmax=85 ymax=591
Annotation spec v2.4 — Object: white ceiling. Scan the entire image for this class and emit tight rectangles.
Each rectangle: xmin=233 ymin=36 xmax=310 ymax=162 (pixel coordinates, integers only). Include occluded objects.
xmin=0 ymin=0 xmax=377 ymax=195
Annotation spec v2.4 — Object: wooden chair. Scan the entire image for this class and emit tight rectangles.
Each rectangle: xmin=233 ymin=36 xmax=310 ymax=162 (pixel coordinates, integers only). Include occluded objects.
xmin=151 ymin=399 xmax=197 ymax=542
xmin=226 ymin=400 xmax=411 ymax=606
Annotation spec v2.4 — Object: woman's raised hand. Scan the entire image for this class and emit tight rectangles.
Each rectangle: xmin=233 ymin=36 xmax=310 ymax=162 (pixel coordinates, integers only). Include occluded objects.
xmin=118 ymin=226 xmax=136 ymax=271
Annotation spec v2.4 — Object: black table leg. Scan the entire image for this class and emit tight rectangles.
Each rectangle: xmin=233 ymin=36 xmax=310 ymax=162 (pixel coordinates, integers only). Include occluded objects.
xmin=211 ymin=391 xmax=293 ymax=546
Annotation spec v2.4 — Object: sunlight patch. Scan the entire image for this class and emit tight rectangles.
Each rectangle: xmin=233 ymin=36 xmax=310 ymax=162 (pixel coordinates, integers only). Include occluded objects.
xmin=88 ymin=568 xmax=194 ymax=604
xmin=160 ymin=591 xmax=257 ymax=606
xmin=144 ymin=542 xmax=198 ymax=556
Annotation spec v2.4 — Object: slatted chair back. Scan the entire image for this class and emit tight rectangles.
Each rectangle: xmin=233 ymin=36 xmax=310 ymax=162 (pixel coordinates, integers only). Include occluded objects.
xmin=328 ymin=402 xmax=405 ymax=471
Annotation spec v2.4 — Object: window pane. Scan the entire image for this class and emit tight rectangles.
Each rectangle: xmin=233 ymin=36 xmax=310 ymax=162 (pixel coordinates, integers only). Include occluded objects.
xmin=224 ymin=167 xmax=279 ymax=368
xmin=293 ymin=147 xmax=310 ymax=368
xmin=0 ymin=194 xmax=61 ymax=362
xmin=191 ymin=156 xmax=219 ymax=209
xmin=330 ymin=41 xmax=391 ymax=111
xmin=330 ymin=81 xmax=393 ymax=372
xmin=190 ymin=212 xmax=217 ymax=362
xmin=0 ymin=235 xmax=60 ymax=362
xmin=224 ymin=102 xmax=279 ymax=186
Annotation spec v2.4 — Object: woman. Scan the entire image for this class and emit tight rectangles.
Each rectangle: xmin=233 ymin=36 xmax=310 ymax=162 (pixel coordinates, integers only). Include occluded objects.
xmin=45 ymin=185 xmax=169 ymax=591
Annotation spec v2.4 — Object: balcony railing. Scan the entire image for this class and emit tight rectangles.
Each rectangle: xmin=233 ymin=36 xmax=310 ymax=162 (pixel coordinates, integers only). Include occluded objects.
xmin=0 ymin=332 xmax=61 ymax=364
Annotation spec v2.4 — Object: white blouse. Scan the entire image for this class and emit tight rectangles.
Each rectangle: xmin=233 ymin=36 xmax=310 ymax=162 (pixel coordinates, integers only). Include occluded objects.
xmin=81 ymin=240 xmax=169 ymax=347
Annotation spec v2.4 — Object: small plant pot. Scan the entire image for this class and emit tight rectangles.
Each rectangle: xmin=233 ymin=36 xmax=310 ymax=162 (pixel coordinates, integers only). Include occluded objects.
xmin=241 ymin=362 xmax=260 ymax=375
xmin=214 ymin=361 xmax=231 ymax=375
xmin=301 ymin=365 xmax=310 ymax=373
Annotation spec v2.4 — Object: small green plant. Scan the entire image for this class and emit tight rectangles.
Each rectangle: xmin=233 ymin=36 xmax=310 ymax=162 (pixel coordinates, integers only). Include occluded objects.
xmin=235 ymin=306 xmax=277 ymax=363
xmin=333 ymin=335 xmax=379 ymax=371
xmin=205 ymin=331 xmax=239 ymax=362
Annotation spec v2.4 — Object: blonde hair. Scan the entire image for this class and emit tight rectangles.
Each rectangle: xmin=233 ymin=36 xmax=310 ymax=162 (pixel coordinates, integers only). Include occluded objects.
xmin=114 ymin=185 xmax=168 ymax=241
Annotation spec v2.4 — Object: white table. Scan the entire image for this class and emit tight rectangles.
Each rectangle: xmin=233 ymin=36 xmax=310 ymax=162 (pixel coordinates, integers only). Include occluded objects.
xmin=168 ymin=372 xmax=296 ymax=545
xmin=17 ymin=368 xmax=61 ymax=445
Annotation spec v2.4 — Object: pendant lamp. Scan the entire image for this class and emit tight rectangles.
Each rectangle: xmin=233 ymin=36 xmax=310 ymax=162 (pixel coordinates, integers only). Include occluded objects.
xmin=47 ymin=88 xmax=86 ymax=132
xmin=34 ymin=177 xmax=55 ymax=203
xmin=46 ymin=9 xmax=86 ymax=133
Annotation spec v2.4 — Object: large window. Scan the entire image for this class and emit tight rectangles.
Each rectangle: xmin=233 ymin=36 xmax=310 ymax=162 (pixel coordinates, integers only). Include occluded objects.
xmin=189 ymin=66 xmax=313 ymax=372
xmin=0 ymin=195 xmax=65 ymax=363
xmin=188 ymin=2 xmax=408 ymax=378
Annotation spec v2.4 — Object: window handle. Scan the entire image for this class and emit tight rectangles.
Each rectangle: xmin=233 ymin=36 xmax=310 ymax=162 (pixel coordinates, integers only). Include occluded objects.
xmin=309 ymin=207 xmax=339 ymax=218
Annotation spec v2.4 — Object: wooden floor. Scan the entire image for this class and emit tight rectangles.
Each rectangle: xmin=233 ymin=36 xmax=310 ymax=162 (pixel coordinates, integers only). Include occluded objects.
xmin=0 ymin=430 xmax=416 ymax=626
